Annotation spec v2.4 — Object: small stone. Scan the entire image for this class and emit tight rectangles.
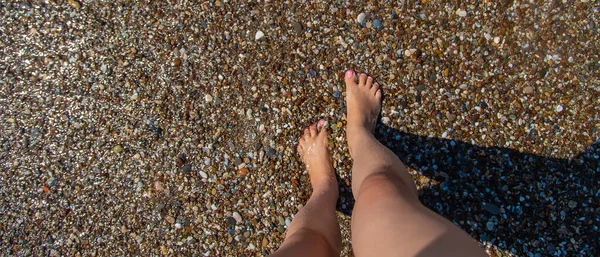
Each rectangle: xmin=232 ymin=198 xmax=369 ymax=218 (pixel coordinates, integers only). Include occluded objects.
xmin=67 ymin=0 xmax=81 ymax=9
xmin=333 ymin=91 xmax=341 ymax=98
xmin=154 ymin=181 xmax=165 ymax=191
xmin=266 ymin=148 xmax=277 ymax=156
xmin=446 ymin=113 xmax=457 ymax=122
xmin=483 ymin=203 xmax=501 ymax=215
xmin=292 ymin=22 xmax=303 ymax=34
xmin=246 ymin=243 xmax=256 ymax=250
xmin=182 ymin=164 xmax=192 ymax=173
xmin=237 ymin=168 xmax=249 ymax=176
xmin=204 ymin=94 xmax=213 ymax=103
xmin=555 ymin=105 xmax=564 ymax=113
xmin=568 ymin=200 xmax=577 ymax=208
xmin=255 ymin=30 xmax=264 ymax=40
xmin=232 ymin=212 xmax=242 ymax=223
xmin=356 ymin=13 xmax=366 ymax=24
xmin=199 ymin=171 xmax=208 ymax=179
xmin=557 ymin=227 xmax=569 ymax=235
xmin=225 ymin=216 xmax=236 ymax=227
xmin=113 ymin=145 xmax=124 ymax=154
xmin=155 ymin=203 xmax=166 ymax=211
xmin=373 ymin=19 xmax=382 ymax=30
xmin=486 ymin=221 xmax=495 ymax=231
xmin=262 ymin=237 xmax=269 ymax=247
xmin=165 ymin=216 xmax=175 ymax=224
xmin=523 ymin=86 xmax=534 ymax=94
xmin=456 ymin=9 xmax=467 ymax=17
xmin=46 ymin=177 xmax=57 ymax=187
xmin=161 ymin=245 xmax=168 ymax=255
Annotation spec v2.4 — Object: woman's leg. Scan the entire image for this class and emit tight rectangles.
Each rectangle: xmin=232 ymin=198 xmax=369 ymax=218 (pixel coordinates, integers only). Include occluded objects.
xmin=344 ymin=70 xmax=487 ymax=257
xmin=270 ymin=120 xmax=342 ymax=257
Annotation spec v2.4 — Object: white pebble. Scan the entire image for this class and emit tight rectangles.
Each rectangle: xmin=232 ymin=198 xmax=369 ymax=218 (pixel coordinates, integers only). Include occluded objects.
xmin=232 ymin=212 xmax=242 ymax=223
xmin=199 ymin=171 xmax=208 ymax=179
xmin=356 ymin=13 xmax=366 ymax=23
xmin=556 ymin=105 xmax=564 ymax=113
xmin=456 ymin=9 xmax=467 ymax=17
xmin=255 ymin=30 xmax=264 ymax=40
xmin=204 ymin=94 xmax=213 ymax=103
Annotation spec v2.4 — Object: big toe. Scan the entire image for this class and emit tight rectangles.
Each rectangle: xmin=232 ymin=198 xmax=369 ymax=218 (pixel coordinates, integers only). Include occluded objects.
xmin=344 ymin=70 xmax=357 ymax=87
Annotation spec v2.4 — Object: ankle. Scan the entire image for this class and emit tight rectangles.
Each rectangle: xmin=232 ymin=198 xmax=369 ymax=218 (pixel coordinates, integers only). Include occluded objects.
xmin=311 ymin=177 xmax=338 ymax=195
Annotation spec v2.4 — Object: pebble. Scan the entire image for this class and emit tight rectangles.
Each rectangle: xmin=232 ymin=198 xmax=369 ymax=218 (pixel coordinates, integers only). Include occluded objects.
xmin=67 ymin=0 xmax=81 ymax=9
xmin=457 ymin=9 xmax=467 ymax=17
xmin=556 ymin=105 xmax=564 ymax=113
xmin=333 ymin=90 xmax=341 ymax=98
xmin=568 ymin=200 xmax=577 ymax=208
xmin=486 ymin=221 xmax=495 ymax=231
xmin=232 ymin=212 xmax=243 ymax=223
xmin=204 ymin=94 xmax=213 ymax=103
xmin=523 ymin=86 xmax=534 ymax=94
xmin=484 ymin=203 xmax=501 ymax=215
xmin=373 ymin=19 xmax=382 ymax=30
xmin=181 ymin=164 xmax=191 ymax=173
xmin=255 ymin=30 xmax=264 ymax=41
xmin=225 ymin=217 xmax=236 ymax=227
xmin=356 ymin=13 xmax=366 ymax=24
xmin=199 ymin=171 xmax=208 ymax=179
xmin=237 ymin=168 xmax=249 ymax=176
xmin=292 ymin=22 xmax=303 ymax=34
xmin=165 ymin=216 xmax=175 ymax=224
xmin=113 ymin=145 xmax=124 ymax=154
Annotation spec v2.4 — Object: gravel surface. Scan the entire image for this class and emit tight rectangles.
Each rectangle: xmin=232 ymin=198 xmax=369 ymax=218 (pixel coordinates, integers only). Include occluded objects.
xmin=1 ymin=1 xmax=599 ymax=256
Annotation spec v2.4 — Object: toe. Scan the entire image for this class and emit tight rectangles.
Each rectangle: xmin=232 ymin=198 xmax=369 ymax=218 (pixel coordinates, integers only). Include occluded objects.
xmin=304 ymin=128 xmax=310 ymax=138
xmin=317 ymin=119 xmax=326 ymax=132
xmin=344 ymin=70 xmax=357 ymax=87
xmin=309 ymin=124 xmax=318 ymax=137
xmin=317 ymin=120 xmax=328 ymax=136
xmin=359 ymin=73 xmax=367 ymax=87
xmin=371 ymin=82 xmax=380 ymax=94
xmin=375 ymin=88 xmax=382 ymax=100
xmin=366 ymin=76 xmax=373 ymax=89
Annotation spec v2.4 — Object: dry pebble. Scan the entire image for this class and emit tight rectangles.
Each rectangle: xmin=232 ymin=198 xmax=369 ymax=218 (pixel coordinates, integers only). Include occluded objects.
xmin=0 ymin=1 xmax=598 ymax=257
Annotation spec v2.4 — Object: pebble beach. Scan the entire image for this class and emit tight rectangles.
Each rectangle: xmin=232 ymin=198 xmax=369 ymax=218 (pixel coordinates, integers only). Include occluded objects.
xmin=1 ymin=1 xmax=599 ymax=256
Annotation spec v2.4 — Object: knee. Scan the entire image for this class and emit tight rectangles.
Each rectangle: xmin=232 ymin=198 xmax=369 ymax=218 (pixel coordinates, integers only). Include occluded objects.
xmin=357 ymin=172 xmax=418 ymax=202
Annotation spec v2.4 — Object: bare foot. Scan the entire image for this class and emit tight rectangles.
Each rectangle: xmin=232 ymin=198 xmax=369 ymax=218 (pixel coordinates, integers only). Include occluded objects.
xmin=297 ymin=120 xmax=338 ymax=192
xmin=344 ymin=70 xmax=382 ymax=133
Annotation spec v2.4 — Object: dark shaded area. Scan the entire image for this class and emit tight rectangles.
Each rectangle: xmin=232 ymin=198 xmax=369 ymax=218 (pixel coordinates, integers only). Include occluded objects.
xmin=335 ymin=123 xmax=599 ymax=256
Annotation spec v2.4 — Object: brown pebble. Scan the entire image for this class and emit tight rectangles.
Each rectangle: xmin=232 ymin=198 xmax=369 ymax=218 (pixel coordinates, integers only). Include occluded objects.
xmin=237 ymin=168 xmax=249 ymax=176
xmin=67 ymin=0 xmax=81 ymax=9
xmin=292 ymin=22 xmax=303 ymax=34
xmin=523 ymin=86 xmax=534 ymax=94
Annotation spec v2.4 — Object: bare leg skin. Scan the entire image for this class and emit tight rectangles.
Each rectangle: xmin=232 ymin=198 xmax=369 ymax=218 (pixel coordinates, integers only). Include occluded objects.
xmin=345 ymin=70 xmax=487 ymax=257
xmin=270 ymin=120 xmax=342 ymax=257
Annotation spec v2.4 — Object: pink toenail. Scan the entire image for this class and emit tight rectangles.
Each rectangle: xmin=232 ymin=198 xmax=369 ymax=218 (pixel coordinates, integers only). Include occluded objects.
xmin=345 ymin=70 xmax=354 ymax=78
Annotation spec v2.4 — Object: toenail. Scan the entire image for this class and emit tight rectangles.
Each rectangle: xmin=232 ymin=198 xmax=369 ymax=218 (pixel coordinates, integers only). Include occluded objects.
xmin=345 ymin=70 xmax=354 ymax=78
